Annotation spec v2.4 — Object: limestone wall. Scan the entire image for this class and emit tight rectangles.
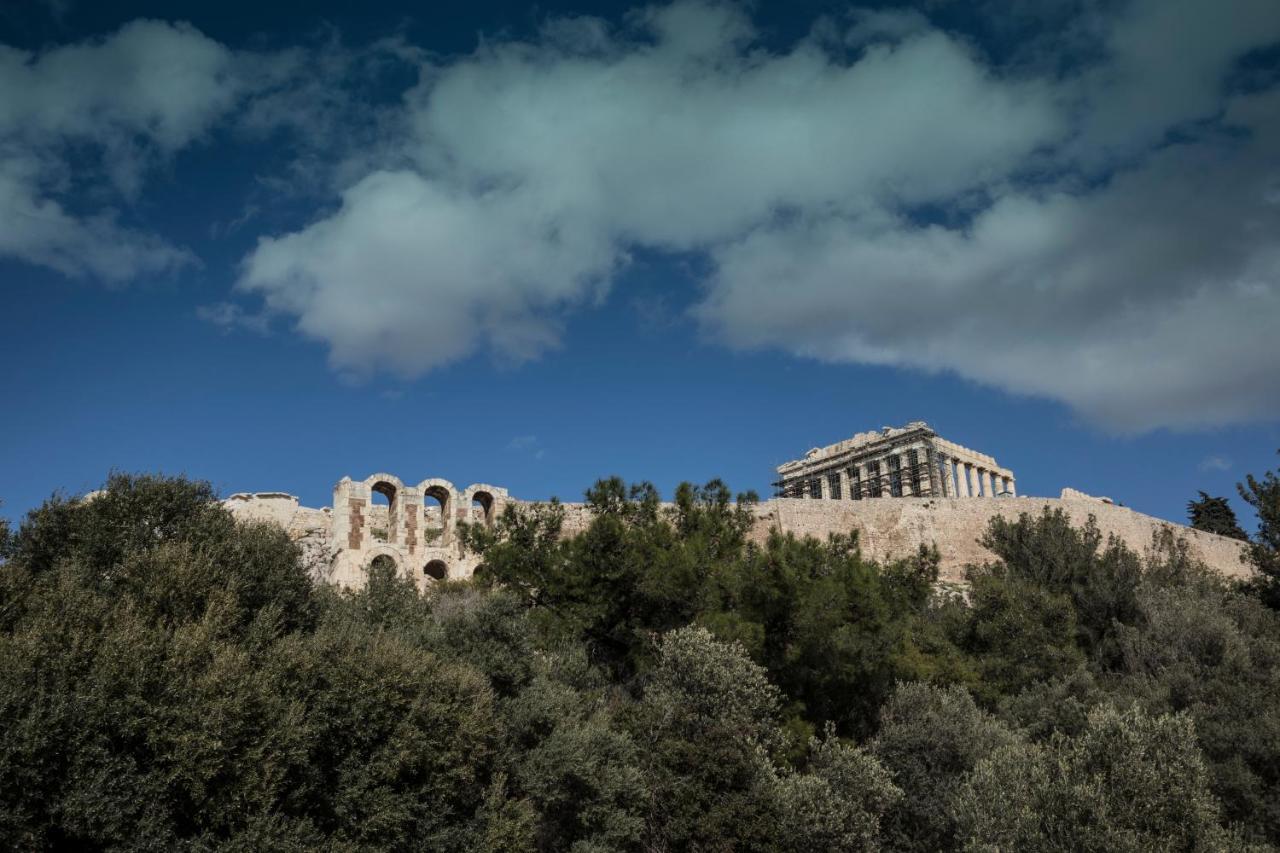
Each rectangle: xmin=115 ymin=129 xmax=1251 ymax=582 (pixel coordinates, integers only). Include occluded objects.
xmin=223 ymin=486 xmax=1253 ymax=590
xmin=748 ymin=496 xmax=1251 ymax=583
xmin=547 ymin=495 xmax=1249 ymax=583
xmin=224 ymin=493 xmax=334 ymax=578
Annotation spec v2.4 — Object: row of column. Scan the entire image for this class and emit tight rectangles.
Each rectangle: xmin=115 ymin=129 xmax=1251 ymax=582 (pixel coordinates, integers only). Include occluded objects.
xmin=811 ymin=450 xmax=929 ymax=499
xmin=940 ymin=456 xmax=1014 ymax=498
xmin=797 ymin=457 xmax=1015 ymax=499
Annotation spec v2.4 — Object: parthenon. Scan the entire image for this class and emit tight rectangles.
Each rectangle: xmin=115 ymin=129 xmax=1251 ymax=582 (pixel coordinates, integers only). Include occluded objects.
xmin=774 ymin=421 xmax=1016 ymax=500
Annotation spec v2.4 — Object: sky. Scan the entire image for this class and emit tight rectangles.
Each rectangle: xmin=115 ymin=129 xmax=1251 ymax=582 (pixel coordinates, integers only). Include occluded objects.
xmin=1 ymin=0 xmax=1279 ymax=530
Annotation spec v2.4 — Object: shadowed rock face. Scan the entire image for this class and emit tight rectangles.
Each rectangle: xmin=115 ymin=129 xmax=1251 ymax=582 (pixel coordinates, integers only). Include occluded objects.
xmin=225 ymin=481 xmax=1253 ymax=589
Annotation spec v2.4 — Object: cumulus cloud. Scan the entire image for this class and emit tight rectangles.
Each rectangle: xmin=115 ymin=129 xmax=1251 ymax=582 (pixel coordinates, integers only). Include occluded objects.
xmin=699 ymin=85 xmax=1280 ymax=429
xmin=0 ymin=20 xmax=240 ymax=279
xmin=241 ymin=1 xmax=1063 ymax=375
xmin=0 ymin=19 xmax=374 ymax=282
xmin=238 ymin=0 xmax=1280 ymax=430
xmin=8 ymin=2 xmax=1278 ymax=431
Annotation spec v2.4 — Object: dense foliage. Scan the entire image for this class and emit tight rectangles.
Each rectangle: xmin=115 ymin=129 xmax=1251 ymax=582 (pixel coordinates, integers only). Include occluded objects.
xmin=1240 ymin=452 xmax=1280 ymax=610
xmin=1189 ymin=491 xmax=1249 ymax=541
xmin=2 ymin=468 xmax=1279 ymax=850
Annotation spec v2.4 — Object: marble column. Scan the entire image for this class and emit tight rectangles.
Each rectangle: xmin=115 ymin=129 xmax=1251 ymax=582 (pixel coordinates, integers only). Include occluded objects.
xmin=946 ymin=458 xmax=959 ymax=497
xmin=838 ymin=468 xmax=850 ymax=501
xmin=986 ymin=470 xmax=997 ymax=496
xmin=966 ymin=464 xmax=979 ymax=498
xmin=1008 ymin=478 xmax=1017 ymax=497
xmin=899 ymin=453 xmax=912 ymax=496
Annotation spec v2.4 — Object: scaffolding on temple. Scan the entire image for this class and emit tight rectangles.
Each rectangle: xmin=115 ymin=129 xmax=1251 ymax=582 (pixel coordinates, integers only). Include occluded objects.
xmin=770 ymin=421 xmax=1012 ymax=501
xmin=771 ymin=441 xmax=941 ymax=499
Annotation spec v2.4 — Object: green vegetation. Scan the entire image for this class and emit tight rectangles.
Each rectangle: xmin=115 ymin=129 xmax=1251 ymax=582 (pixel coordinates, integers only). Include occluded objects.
xmin=1240 ymin=452 xmax=1280 ymax=610
xmin=1 ymin=462 xmax=1279 ymax=850
xmin=1189 ymin=491 xmax=1249 ymax=541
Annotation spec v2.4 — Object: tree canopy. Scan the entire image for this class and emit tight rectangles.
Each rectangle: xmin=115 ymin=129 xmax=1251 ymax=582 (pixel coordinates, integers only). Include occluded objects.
xmin=3 ymin=468 xmax=1280 ymax=849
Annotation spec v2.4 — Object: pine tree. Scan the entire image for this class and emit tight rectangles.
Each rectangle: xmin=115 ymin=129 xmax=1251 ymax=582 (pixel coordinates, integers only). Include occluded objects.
xmin=1239 ymin=452 xmax=1280 ymax=610
xmin=1187 ymin=492 xmax=1248 ymax=540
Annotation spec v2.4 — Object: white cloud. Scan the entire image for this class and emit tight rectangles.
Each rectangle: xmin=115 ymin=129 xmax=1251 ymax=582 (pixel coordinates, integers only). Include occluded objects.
xmin=197 ymin=301 xmax=270 ymax=335
xmin=506 ymin=435 xmax=547 ymax=459
xmin=241 ymin=1 xmax=1062 ymax=377
xmin=1199 ymin=455 xmax=1233 ymax=472
xmin=0 ymin=20 xmax=370 ymax=282
xmin=240 ymin=0 xmax=1280 ymax=430
xmin=1074 ymin=0 xmax=1280 ymax=162
xmin=0 ymin=20 xmax=240 ymax=279
xmin=240 ymin=170 xmax=617 ymax=376
xmin=698 ymin=85 xmax=1280 ymax=430
xmin=9 ymin=2 xmax=1278 ymax=432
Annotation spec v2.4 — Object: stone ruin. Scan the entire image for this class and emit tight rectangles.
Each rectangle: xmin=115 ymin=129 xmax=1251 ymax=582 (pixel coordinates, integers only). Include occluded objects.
xmin=775 ymin=421 xmax=1015 ymax=499
xmin=223 ymin=423 xmax=1254 ymax=589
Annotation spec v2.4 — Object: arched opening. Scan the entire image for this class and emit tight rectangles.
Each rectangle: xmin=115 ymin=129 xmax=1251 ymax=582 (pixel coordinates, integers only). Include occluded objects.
xmin=471 ymin=490 xmax=495 ymax=527
xmin=369 ymin=481 xmax=396 ymax=543
xmin=424 ymin=560 xmax=448 ymax=581
xmin=472 ymin=563 xmax=490 ymax=583
xmin=369 ymin=554 xmax=397 ymax=575
xmin=422 ymin=485 xmax=450 ymax=545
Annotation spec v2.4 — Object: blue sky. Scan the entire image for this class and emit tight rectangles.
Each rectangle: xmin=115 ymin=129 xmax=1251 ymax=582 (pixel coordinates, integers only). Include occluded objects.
xmin=2 ymin=0 xmax=1278 ymax=529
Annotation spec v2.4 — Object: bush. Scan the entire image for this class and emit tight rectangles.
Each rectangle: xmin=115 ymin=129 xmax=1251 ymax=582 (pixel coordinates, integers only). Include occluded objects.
xmin=954 ymin=705 xmax=1249 ymax=852
xmin=869 ymin=683 xmax=1021 ymax=851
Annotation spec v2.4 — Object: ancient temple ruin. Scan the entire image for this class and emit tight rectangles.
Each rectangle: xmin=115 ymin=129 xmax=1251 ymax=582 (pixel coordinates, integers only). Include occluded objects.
xmin=329 ymin=474 xmax=508 ymax=587
xmin=223 ymin=423 xmax=1254 ymax=589
xmin=774 ymin=421 xmax=1016 ymax=500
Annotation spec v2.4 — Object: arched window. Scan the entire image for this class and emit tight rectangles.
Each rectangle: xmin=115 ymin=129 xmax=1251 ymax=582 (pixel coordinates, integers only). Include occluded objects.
xmin=369 ymin=481 xmax=397 ymax=543
xmin=424 ymin=560 xmax=448 ymax=581
xmin=471 ymin=490 xmax=495 ymax=527
xmin=422 ymin=485 xmax=451 ymax=545
xmin=369 ymin=554 xmax=397 ymax=574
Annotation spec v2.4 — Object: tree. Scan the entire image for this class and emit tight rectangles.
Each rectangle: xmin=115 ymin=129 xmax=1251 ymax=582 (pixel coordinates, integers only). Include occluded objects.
xmin=0 ymin=474 xmax=516 ymax=850
xmin=869 ymin=683 xmax=1021 ymax=851
xmin=958 ymin=567 xmax=1085 ymax=704
xmin=0 ymin=504 xmax=10 ymax=560
xmin=980 ymin=509 xmax=1143 ymax=666
xmin=771 ymin=726 xmax=901 ymax=852
xmin=953 ymin=705 xmax=1249 ymax=851
xmin=633 ymin=626 xmax=899 ymax=852
xmin=1240 ymin=451 xmax=1280 ymax=610
xmin=1111 ymin=578 xmax=1280 ymax=844
xmin=1188 ymin=491 xmax=1249 ymax=540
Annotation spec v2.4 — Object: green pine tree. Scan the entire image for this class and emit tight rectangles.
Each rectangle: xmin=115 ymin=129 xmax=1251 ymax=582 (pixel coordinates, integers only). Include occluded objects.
xmin=1239 ymin=452 xmax=1280 ymax=610
xmin=1187 ymin=491 xmax=1248 ymax=540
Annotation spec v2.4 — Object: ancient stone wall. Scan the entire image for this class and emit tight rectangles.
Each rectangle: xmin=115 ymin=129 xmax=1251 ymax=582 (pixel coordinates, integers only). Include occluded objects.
xmin=224 ymin=481 xmax=1253 ymax=590
xmin=748 ymin=495 xmax=1250 ymax=583
xmin=548 ymin=494 xmax=1250 ymax=584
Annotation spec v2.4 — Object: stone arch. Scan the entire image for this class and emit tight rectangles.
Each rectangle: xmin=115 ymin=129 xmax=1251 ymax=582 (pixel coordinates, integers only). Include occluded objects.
xmin=363 ymin=544 xmax=403 ymax=574
xmin=423 ymin=559 xmax=448 ymax=581
xmin=416 ymin=478 xmax=458 ymax=546
xmin=363 ymin=474 xmax=405 ymax=545
xmin=466 ymin=487 xmax=497 ymax=527
xmin=363 ymin=473 xmax=405 ymax=493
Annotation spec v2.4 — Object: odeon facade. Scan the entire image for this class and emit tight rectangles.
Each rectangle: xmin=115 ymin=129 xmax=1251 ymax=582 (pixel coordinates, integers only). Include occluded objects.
xmin=330 ymin=473 xmax=508 ymax=589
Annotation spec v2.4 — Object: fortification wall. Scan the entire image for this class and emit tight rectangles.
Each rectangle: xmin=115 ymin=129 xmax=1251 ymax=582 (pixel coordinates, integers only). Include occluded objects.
xmin=747 ymin=495 xmax=1251 ymax=583
xmin=223 ymin=488 xmax=1253 ymax=589
xmin=546 ymin=494 xmax=1250 ymax=584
